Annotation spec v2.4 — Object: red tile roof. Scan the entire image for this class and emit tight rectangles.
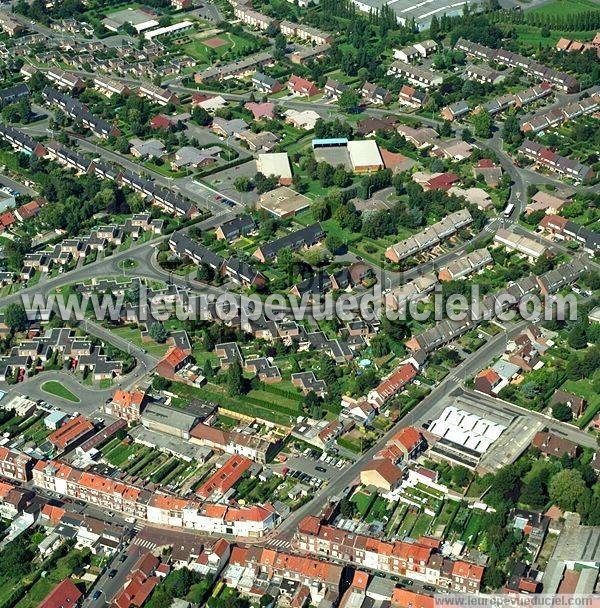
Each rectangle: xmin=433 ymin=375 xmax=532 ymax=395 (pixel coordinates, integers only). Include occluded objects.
xmin=372 ymin=364 xmax=417 ymax=404
xmin=391 ymin=589 xmax=434 ymax=608
xmin=452 ymin=560 xmax=485 ymax=582
xmin=392 ymin=426 xmax=423 ymax=453
xmin=41 ymin=503 xmax=67 ymax=524
xmin=362 ymin=458 xmax=403 ymax=487
xmin=298 ymin=515 xmax=322 ymax=536
xmin=539 ymin=214 xmax=568 ymax=232
xmin=39 ymin=579 xmax=82 ymax=608
xmin=476 ymin=368 xmax=501 ymax=385
xmin=288 ymin=75 xmax=319 ymax=95
xmin=112 ymin=389 xmax=145 ymax=409
xmin=48 ymin=416 xmax=94 ymax=450
xmin=16 ymin=200 xmax=40 ymax=221
xmin=244 ymin=101 xmax=275 ymax=120
xmin=427 ymin=172 xmax=459 ymax=190
xmin=150 ymin=114 xmax=172 ymax=129
xmin=0 ymin=212 xmax=15 ymax=227
xmin=161 ymin=347 xmax=189 ymax=368
xmin=195 ymin=454 xmax=252 ymax=499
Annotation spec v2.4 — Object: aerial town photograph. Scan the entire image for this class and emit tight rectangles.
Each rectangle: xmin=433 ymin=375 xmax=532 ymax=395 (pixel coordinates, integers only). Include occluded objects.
xmin=0 ymin=0 xmax=598 ymax=603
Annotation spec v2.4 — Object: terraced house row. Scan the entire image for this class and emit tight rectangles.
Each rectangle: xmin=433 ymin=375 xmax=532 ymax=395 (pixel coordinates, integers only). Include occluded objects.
xmin=455 ymin=38 xmax=580 ymax=92
xmin=405 ymin=258 xmax=587 ymax=354
xmin=0 ymin=327 xmax=122 ymax=382
xmin=295 ymin=516 xmax=485 ymax=592
xmin=31 ymin=458 xmax=278 ymax=536
xmin=475 ymin=82 xmax=552 ymax=116
xmin=519 ymin=140 xmax=595 ymax=183
xmin=385 ymin=210 xmax=473 ymax=263
xmin=0 ymin=124 xmax=198 ymax=218
xmin=41 ymin=86 xmax=121 ymax=138
xmin=521 ymin=92 xmax=600 ymax=134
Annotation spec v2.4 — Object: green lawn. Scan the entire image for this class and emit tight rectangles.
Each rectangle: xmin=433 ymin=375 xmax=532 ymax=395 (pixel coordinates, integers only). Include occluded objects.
xmin=561 ymin=378 xmax=600 ymax=429
xmin=513 ymin=24 xmax=597 ymax=46
xmin=110 ymin=325 xmax=170 ymax=358
xmin=103 ymin=441 xmax=139 ymax=467
xmin=14 ymin=548 xmax=87 ymax=608
xmin=411 ymin=513 xmax=434 ymax=537
xmin=351 ymin=491 xmax=375 ymax=517
xmin=530 ymin=0 xmax=599 ymax=16
xmin=181 ymin=31 xmax=258 ymax=66
xmin=41 ymin=381 xmax=80 ymax=403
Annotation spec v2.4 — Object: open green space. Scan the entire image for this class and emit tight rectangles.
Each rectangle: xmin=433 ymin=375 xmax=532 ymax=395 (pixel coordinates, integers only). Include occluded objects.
xmin=110 ymin=325 xmax=170 ymax=358
xmin=513 ymin=24 xmax=596 ymax=46
xmin=530 ymin=0 xmax=599 ymax=16
xmin=41 ymin=381 xmax=80 ymax=403
xmin=14 ymin=548 xmax=88 ymax=608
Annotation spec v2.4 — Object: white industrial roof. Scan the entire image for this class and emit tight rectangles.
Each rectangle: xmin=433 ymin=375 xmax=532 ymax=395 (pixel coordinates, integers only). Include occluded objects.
xmin=347 ymin=139 xmax=383 ymax=170
xmin=428 ymin=405 xmax=506 ymax=454
xmin=257 ymin=153 xmax=292 ymax=181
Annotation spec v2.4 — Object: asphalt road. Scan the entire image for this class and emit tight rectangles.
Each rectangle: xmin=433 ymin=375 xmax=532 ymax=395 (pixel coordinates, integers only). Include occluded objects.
xmin=75 ymin=139 xmax=236 ymax=215
xmin=0 ymin=173 xmax=38 ymax=196
xmin=275 ymin=320 xmax=528 ymax=543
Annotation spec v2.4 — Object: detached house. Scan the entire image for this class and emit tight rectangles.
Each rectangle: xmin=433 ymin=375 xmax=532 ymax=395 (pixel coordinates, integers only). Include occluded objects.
xmin=288 ymin=75 xmax=320 ymax=97
xmin=361 ymin=82 xmax=391 ymax=105
xmin=252 ymin=72 xmax=282 ymax=94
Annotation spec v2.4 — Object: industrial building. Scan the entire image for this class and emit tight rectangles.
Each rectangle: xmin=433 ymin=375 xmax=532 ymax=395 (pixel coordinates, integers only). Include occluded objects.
xmin=427 ymin=405 xmax=506 ymax=469
xmin=350 ymin=0 xmax=485 ymax=30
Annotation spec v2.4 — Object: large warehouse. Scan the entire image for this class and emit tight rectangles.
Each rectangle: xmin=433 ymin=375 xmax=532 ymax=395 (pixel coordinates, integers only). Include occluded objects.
xmin=312 ymin=138 xmax=384 ymax=173
xmin=350 ymin=0 xmax=485 ymax=30
xmin=427 ymin=405 xmax=506 ymax=469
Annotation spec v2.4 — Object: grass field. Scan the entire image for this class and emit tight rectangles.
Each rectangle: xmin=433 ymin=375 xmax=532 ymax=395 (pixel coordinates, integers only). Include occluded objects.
xmin=530 ymin=0 xmax=599 ymax=16
xmin=513 ymin=24 xmax=597 ymax=46
xmin=41 ymin=381 xmax=80 ymax=403
xmin=562 ymin=377 xmax=600 ymax=429
xmin=110 ymin=325 xmax=170 ymax=358
xmin=351 ymin=491 xmax=375 ymax=517
xmin=14 ymin=548 xmax=87 ymax=608
xmin=182 ymin=31 xmax=257 ymax=66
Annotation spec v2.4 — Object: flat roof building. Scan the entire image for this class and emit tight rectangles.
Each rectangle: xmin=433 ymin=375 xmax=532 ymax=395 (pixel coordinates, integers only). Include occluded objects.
xmin=258 ymin=186 xmax=312 ymax=219
xmin=256 ymin=153 xmax=293 ymax=186
xmin=347 ymin=140 xmax=384 ymax=173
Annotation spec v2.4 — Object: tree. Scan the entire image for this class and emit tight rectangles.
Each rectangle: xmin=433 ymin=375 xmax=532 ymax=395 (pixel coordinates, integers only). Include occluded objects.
xmin=325 ymin=234 xmax=344 ymax=254
xmin=549 ymin=469 xmax=589 ymax=511
xmin=305 ymin=391 xmax=322 ymax=419
xmin=192 ymin=106 xmax=212 ymax=126
xmin=203 ymin=359 xmax=214 ymax=379
xmin=370 ymin=334 xmax=390 ymax=357
xmin=338 ymin=89 xmax=361 ymax=113
xmin=502 ymin=114 xmax=522 ymax=144
xmin=568 ymin=323 xmax=588 ymax=349
xmin=277 ymin=247 xmax=294 ymax=275
xmin=226 ymin=359 xmax=245 ymax=396
xmin=473 ymin=111 xmax=493 ymax=138
xmin=115 ymin=136 xmax=131 ymax=154
xmin=312 ymin=199 xmax=330 ymax=221
xmin=451 ymin=465 xmax=470 ymax=487
xmin=152 ymin=376 xmax=172 ymax=391
xmin=234 ymin=177 xmax=253 ymax=192
xmin=438 ymin=120 xmax=452 ymax=137
xmin=520 ymin=474 xmax=548 ymax=509
xmin=4 ymin=303 xmax=28 ymax=333
xmin=149 ymin=322 xmax=168 ymax=343
xmin=552 ymin=402 xmax=573 ymax=422
xmin=333 ymin=167 xmax=351 ymax=188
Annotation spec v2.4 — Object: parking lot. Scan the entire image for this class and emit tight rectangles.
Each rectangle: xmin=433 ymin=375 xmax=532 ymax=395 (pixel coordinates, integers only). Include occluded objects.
xmin=271 ymin=446 xmax=350 ymax=483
